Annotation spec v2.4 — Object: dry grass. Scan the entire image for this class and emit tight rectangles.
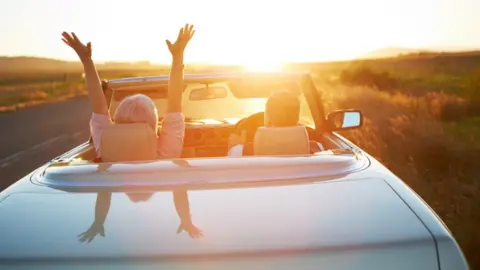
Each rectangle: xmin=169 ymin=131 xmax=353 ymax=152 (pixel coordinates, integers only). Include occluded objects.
xmin=0 ymin=82 xmax=85 ymax=112
xmin=0 ymin=68 xmax=183 ymax=112
xmin=318 ymin=80 xmax=480 ymax=268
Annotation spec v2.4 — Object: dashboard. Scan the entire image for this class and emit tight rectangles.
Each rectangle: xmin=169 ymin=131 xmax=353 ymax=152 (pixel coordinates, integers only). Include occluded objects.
xmin=178 ymin=120 xmax=317 ymax=158
xmin=181 ymin=122 xmax=235 ymax=158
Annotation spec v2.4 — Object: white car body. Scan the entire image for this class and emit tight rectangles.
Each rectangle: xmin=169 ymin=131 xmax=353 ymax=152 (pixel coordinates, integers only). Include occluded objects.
xmin=0 ymin=72 xmax=469 ymax=269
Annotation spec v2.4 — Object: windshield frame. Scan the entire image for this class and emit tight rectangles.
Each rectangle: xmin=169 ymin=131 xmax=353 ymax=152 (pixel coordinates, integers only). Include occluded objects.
xmin=97 ymin=73 xmax=326 ymax=144
xmin=105 ymin=73 xmax=324 ymax=127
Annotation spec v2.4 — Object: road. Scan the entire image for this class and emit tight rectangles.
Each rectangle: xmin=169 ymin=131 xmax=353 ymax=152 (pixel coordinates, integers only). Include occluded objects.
xmin=0 ymin=96 xmax=92 ymax=191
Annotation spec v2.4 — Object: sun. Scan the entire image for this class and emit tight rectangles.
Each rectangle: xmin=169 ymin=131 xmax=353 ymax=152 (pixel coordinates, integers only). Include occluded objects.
xmin=242 ymin=60 xmax=283 ymax=72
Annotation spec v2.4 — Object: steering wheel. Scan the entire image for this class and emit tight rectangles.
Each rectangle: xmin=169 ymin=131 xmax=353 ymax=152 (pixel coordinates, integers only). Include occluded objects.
xmin=233 ymin=112 xmax=265 ymax=143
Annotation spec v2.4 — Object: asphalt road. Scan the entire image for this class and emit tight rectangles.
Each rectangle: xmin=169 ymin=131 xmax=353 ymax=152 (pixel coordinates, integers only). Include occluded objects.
xmin=0 ymin=96 xmax=92 ymax=191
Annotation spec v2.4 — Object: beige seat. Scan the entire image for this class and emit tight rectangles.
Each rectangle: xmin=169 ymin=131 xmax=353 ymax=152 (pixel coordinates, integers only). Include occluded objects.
xmin=100 ymin=123 xmax=157 ymax=162
xmin=253 ymin=125 xmax=310 ymax=156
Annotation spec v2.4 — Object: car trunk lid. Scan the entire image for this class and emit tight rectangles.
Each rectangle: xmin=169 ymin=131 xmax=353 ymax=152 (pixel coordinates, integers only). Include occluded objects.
xmin=0 ymin=178 xmax=438 ymax=269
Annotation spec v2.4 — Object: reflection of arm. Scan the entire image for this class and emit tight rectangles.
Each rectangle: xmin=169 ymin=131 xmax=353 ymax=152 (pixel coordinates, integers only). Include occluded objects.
xmin=78 ymin=192 xmax=111 ymax=243
xmin=94 ymin=192 xmax=112 ymax=225
xmin=173 ymin=190 xmax=203 ymax=239
xmin=173 ymin=190 xmax=191 ymax=224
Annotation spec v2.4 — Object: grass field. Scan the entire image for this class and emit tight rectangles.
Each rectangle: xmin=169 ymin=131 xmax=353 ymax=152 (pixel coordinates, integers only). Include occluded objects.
xmin=318 ymin=81 xmax=479 ymax=268
xmin=0 ymin=70 xmax=159 ymax=111
xmin=0 ymin=65 xmax=242 ymax=111
xmin=1 ymin=54 xmax=479 ymax=268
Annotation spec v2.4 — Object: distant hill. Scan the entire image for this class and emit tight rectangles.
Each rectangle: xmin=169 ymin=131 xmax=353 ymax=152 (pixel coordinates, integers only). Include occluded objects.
xmin=360 ymin=46 xmax=480 ymax=60
xmin=394 ymin=50 xmax=480 ymax=60
xmin=0 ymin=57 xmax=167 ymax=72
xmin=360 ymin=47 xmax=433 ymax=59
xmin=3 ymin=49 xmax=480 ymax=74
xmin=0 ymin=57 xmax=82 ymax=72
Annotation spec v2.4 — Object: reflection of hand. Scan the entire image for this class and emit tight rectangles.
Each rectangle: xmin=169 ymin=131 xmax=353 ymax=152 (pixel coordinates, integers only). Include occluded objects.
xmin=61 ymin=32 xmax=92 ymax=62
xmin=176 ymin=223 xmax=204 ymax=239
xmin=228 ymin=130 xmax=247 ymax=149
xmin=78 ymin=222 xmax=105 ymax=243
xmin=166 ymin=24 xmax=195 ymax=57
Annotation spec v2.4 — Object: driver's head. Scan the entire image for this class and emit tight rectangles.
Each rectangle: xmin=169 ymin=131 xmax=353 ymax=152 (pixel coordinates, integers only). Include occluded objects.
xmin=114 ymin=94 xmax=159 ymax=133
xmin=264 ymin=91 xmax=300 ymax=127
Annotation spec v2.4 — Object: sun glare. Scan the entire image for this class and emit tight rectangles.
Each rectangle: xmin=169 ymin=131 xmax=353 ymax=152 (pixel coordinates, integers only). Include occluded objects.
xmin=243 ymin=61 xmax=283 ymax=72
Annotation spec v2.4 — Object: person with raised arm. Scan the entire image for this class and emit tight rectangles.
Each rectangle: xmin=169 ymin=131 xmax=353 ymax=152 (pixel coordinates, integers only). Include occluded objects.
xmin=61 ymin=24 xmax=195 ymax=160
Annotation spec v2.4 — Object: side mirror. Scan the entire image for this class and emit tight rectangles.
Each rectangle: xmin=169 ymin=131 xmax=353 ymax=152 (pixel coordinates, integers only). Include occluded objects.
xmin=327 ymin=110 xmax=363 ymax=131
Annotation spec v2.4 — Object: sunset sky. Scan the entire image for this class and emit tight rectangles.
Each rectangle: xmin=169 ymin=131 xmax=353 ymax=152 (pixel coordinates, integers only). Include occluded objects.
xmin=1 ymin=0 xmax=479 ymax=65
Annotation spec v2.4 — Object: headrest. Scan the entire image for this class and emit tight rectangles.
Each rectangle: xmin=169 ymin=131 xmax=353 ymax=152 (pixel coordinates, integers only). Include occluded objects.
xmin=100 ymin=123 xmax=157 ymax=162
xmin=253 ymin=125 xmax=310 ymax=156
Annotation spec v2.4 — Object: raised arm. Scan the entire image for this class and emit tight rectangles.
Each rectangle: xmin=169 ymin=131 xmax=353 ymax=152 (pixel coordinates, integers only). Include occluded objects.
xmin=165 ymin=24 xmax=195 ymax=113
xmin=62 ymin=32 xmax=108 ymax=115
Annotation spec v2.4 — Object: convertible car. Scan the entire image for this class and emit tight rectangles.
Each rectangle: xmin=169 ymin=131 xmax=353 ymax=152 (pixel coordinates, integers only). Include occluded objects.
xmin=0 ymin=72 xmax=469 ymax=269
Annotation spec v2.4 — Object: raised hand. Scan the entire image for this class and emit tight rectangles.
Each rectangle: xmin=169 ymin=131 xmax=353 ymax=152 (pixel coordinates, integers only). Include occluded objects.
xmin=165 ymin=24 xmax=195 ymax=57
xmin=62 ymin=32 xmax=92 ymax=62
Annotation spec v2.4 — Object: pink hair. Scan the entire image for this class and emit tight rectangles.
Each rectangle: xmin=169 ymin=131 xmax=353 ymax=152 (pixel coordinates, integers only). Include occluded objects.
xmin=114 ymin=94 xmax=159 ymax=133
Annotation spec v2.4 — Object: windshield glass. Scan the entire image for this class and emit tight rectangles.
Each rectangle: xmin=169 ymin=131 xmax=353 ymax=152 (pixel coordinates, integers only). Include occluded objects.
xmin=110 ymin=79 xmax=315 ymax=127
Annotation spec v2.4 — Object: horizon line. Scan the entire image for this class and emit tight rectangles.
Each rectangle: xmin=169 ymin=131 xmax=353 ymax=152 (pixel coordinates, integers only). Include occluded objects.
xmin=2 ymin=46 xmax=480 ymax=66
xmin=0 ymin=54 xmax=357 ymax=65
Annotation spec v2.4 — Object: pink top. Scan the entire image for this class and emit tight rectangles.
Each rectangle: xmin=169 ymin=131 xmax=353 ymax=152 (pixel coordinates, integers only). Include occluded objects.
xmin=89 ymin=112 xmax=185 ymax=159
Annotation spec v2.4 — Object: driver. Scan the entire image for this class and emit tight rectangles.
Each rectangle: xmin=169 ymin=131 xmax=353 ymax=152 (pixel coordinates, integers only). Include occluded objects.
xmin=227 ymin=90 xmax=322 ymax=156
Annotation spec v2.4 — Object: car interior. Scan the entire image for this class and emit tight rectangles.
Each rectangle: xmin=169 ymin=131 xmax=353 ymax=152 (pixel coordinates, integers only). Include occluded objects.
xmin=66 ymin=78 xmax=346 ymax=164
xmin=71 ymin=114 xmax=337 ymax=163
